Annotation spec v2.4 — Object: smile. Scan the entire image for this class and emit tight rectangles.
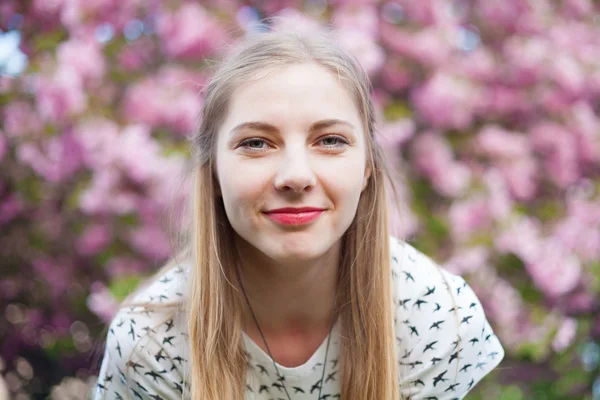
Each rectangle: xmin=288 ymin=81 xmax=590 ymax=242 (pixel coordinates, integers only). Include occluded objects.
xmin=262 ymin=210 xmax=324 ymax=226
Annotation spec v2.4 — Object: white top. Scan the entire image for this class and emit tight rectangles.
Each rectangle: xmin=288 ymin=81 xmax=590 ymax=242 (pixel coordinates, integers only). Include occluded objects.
xmin=94 ymin=236 xmax=505 ymax=399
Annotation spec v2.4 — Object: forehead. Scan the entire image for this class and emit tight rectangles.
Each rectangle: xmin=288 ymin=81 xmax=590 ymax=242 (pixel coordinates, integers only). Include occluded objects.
xmin=220 ymin=63 xmax=363 ymax=133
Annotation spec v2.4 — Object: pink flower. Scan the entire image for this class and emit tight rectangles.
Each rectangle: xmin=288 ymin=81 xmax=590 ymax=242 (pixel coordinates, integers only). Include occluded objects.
xmin=476 ymin=126 xmax=540 ymax=200
xmin=87 ymin=282 xmax=119 ymax=323
xmin=105 ymin=256 xmax=146 ymax=278
xmin=0 ymin=132 xmax=7 ymax=162
xmin=333 ymin=5 xmax=379 ymax=36
xmin=34 ymin=66 xmax=87 ymax=122
xmin=123 ymin=67 xmax=204 ymax=135
xmin=156 ymin=3 xmax=227 ymax=60
xmin=530 ymin=122 xmax=580 ymax=188
xmin=379 ymin=58 xmax=411 ymax=91
xmin=0 ymin=193 xmax=23 ymax=225
xmin=570 ymin=102 xmax=600 ymax=164
xmin=495 ymin=216 xmax=543 ymax=263
xmin=444 ymin=246 xmax=489 ymax=275
xmin=117 ymin=37 xmax=153 ymax=72
xmin=525 ymin=239 xmax=582 ymax=297
xmin=128 ymin=224 xmax=171 ymax=260
xmin=56 ymin=37 xmax=105 ymax=85
xmin=376 ymin=118 xmax=415 ymax=149
xmin=412 ymin=72 xmax=479 ymax=130
xmin=448 ymin=195 xmax=492 ymax=243
xmin=551 ymin=317 xmax=577 ymax=352
xmin=482 ymin=168 xmax=513 ymax=220
xmin=270 ymin=8 xmax=324 ymax=33
xmin=16 ymin=132 xmax=84 ymax=182
xmin=380 ymin=24 xmax=452 ymax=67
xmin=76 ymin=223 xmax=112 ymax=256
xmin=412 ymin=132 xmax=471 ymax=197
xmin=3 ymin=101 xmax=43 ymax=138
xmin=337 ymin=29 xmax=385 ymax=76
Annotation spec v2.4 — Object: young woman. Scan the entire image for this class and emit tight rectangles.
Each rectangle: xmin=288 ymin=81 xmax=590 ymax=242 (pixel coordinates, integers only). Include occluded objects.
xmin=94 ymin=28 xmax=504 ymax=400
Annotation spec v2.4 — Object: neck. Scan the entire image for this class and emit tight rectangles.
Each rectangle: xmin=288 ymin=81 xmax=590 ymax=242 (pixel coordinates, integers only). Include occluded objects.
xmin=235 ymin=236 xmax=341 ymax=336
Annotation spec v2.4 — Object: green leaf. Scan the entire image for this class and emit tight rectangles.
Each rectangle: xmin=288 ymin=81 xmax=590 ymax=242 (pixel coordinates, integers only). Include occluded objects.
xmin=109 ymin=276 xmax=143 ymax=301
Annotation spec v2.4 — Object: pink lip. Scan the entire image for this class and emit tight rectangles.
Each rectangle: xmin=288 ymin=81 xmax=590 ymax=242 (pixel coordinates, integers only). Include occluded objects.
xmin=263 ymin=208 xmax=324 ymax=226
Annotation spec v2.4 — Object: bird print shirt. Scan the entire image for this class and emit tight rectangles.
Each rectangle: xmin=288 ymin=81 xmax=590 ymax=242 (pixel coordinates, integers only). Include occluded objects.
xmin=94 ymin=236 xmax=505 ymax=400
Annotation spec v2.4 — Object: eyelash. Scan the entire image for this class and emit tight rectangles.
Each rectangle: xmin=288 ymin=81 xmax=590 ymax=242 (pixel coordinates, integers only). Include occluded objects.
xmin=238 ymin=135 xmax=350 ymax=152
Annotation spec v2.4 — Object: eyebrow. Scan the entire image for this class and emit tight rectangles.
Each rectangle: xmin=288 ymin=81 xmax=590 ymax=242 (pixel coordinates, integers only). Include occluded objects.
xmin=228 ymin=119 xmax=357 ymax=137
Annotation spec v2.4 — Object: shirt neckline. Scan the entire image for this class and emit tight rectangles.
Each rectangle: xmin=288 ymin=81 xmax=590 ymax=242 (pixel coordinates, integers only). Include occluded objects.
xmin=242 ymin=319 xmax=341 ymax=378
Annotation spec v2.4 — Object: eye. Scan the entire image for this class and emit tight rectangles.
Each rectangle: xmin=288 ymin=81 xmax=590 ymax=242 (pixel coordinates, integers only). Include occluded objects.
xmin=319 ymin=135 xmax=349 ymax=148
xmin=239 ymin=138 xmax=269 ymax=151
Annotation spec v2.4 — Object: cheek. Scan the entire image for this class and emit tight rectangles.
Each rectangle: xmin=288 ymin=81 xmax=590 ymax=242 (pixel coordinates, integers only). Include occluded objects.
xmin=218 ymin=158 xmax=265 ymax=206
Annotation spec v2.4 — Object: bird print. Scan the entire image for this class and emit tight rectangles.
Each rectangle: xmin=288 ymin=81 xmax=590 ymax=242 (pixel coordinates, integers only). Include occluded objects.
xmin=93 ymin=238 xmax=504 ymax=400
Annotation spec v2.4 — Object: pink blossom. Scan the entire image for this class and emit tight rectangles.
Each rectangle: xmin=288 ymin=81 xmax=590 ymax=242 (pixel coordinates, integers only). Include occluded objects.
xmin=16 ymin=133 xmax=84 ymax=182
xmin=444 ymin=246 xmax=489 ymax=275
xmin=34 ymin=66 xmax=87 ymax=122
xmin=548 ymin=52 xmax=585 ymax=95
xmin=0 ymin=193 xmax=23 ymax=225
xmin=32 ymin=258 xmax=72 ymax=299
xmin=156 ymin=3 xmax=227 ymax=60
xmin=74 ymin=118 xmax=120 ymax=168
xmin=475 ymin=86 xmax=534 ymax=118
xmin=87 ymin=282 xmax=119 ymax=323
xmin=380 ymin=24 xmax=452 ymax=67
xmin=3 ymin=101 xmax=43 ymax=138
xmin=376 ymin=118 xmax=415 ymax=149
xmin=525 ymin=239 xmax=582 ymax=297
xmin=454 ymin=48 xmax=497 ymax=82
xmin=337 ymin=30 xmax=385 ymax=76
xmin=500 ymin=157 xmax=539 ymax=201
xmin=570 ymin=102 xmax=600 ymax=164
xmin=117 ymin=37 xmax=153 ymax=72
xmin=530 ymin=122 xmax=580 ymax=188
xmin=56 ymin=37 xmax=105 ymax=85
xmin=551 ymin=317 xmax=577 ymax=352
xmin=412 ymin=72 xmax=479 ymax=130
xmin=333 ymin=5 xmax=379 ymax=37
xmin=477 ymin=125 xmax=530 ymax=159
xmin=482 ymin=168 xmax=513 ymax=220
xmin=379 ymin=59 xmax=411 ymax=91
xmin=553 ymin=194 xmax=600 ymax=262
xmin=105 ymin=256 xmax=146 ymax=278
xmin=448 ymin=195 xmax=492 ymax=243
xmin=123 ymin=67 xmax=204 ymax=135
xmin=79 ymin=168 xmax=137 ymax=215
xmin=495 ymin=216 xmax=543 ymax=263
xmin=412 ymin=132 xmax=471 ymax=197
xmin=76 ymin=223 xmax=112 ymax=256
xmin=561 ymin=0 xmax=594 ymax=20
xmin=128 ymin=224 xmax=171 ymax=260
xmin=503 ymin=36 xmax=549 ymax=86
xmin=0 ymin=132 xmax=7 ymax=162
xmin=270 ymin=8 xmax=324 ymax=33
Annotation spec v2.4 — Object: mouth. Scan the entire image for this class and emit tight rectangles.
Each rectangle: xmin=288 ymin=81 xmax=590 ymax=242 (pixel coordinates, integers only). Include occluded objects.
xmin=262 ymin=208 xmax=325 ymax=226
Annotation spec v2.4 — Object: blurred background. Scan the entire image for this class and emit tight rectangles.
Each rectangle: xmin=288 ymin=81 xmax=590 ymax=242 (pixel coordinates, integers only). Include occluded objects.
xmin=1 ymin=0 xmax=599 ymax=399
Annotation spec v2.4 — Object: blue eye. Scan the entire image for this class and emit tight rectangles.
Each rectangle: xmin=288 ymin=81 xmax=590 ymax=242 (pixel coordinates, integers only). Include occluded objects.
xmin=240 ymin=138 xmax=268 ymax=151
xmin=320 ymin=135 xmax=349 ymax=148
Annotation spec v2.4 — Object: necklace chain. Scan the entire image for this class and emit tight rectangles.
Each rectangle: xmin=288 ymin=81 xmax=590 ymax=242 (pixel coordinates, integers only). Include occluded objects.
xmin=236 ymin=266 xmax=340 ymax=400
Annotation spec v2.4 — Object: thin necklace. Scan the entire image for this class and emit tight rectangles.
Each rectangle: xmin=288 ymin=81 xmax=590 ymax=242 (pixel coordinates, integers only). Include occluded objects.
xmin=236 ymin=265 xmax=341 ymax=400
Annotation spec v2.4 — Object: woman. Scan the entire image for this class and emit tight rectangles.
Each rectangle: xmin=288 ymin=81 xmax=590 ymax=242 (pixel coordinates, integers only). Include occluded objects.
xmin=94 ymin=27 xmax=504 ymax=400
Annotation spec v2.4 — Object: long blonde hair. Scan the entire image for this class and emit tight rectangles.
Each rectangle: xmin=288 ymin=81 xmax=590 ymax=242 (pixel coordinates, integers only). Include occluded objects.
xmin=119 ymin=26 xmax=406 ymax=400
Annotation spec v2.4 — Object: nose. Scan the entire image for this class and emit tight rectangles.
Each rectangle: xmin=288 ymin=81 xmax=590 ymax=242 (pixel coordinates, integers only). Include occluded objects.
xmin=273 ymin=147 xmax=316 ymax=193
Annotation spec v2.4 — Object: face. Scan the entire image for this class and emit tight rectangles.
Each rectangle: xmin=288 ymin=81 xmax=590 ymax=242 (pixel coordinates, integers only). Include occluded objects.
xmin=215 ymin=63 xmax=371 ymax=264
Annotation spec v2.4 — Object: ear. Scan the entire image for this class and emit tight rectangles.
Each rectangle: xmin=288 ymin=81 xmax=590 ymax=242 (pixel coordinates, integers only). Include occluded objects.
xmin=362 ymin=165 xmax=371 ymax=192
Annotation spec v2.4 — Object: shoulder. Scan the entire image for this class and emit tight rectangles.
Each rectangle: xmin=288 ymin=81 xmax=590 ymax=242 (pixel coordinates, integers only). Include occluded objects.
xmin=388 ymin=235 xmax=505 ymax=399
xmin=94 ymin=265 xmax=191 ymax=400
